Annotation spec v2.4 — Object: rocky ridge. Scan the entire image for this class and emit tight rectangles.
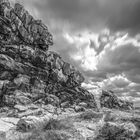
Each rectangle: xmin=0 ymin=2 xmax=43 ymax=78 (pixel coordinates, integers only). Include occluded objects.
xmin=0 ymin=0 xmax=139 ymax=140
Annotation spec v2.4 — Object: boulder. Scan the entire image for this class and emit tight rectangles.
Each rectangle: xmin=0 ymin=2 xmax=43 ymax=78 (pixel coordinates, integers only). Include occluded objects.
xmin=100 ymin=90 xmax=134 ymax=110
xmin=4 ymin=90 xmax=32 ymax=107
xmin=17 ymin=114 xmax=53 ymax=132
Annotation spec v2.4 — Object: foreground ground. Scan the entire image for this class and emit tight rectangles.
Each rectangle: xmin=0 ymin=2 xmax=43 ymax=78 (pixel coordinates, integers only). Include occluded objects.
xmin=0 ymin=106 xmax=140 ymax=140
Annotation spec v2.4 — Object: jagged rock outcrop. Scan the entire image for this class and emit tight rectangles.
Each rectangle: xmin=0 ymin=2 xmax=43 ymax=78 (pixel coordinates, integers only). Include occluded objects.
xmin=100 ymin=90 xmax=134 ymax=110
xmin=0 ymin=1 xmax=139 ymax=140
xmin=0 ymin=0 xmax=53 ymax=50
xmin=0 ymin=0 xmax=97 ymax=115
xmin=0 ymin=1 xmax=98 ymax=138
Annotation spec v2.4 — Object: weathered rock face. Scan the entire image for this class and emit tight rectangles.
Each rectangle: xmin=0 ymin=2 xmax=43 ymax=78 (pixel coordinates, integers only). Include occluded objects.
xmin=0 ymin=1 xmax=139 ymax=140
xmin=0 ymin=0 xmax=96 ymax=113
xmin=100 ymin=90 xmax=133 ymax=110
xmin=0 ymin=45 xmax=84 ymax=87
xmin=0 ymin=0 xmax=98 ymax=137
xmin=0 ymin=1 xmax=53 ymax=50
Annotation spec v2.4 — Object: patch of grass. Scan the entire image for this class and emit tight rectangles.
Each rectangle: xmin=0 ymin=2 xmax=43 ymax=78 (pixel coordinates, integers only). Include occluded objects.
xmin=25 ymin=130 xmax=71 ymax=140
xmin=79 ymin=110 xmax=103 ymax=120
xmin=25 ymin=117 xmax=84 ymax=140
xmin=45 ymin=118 xmax=73 ymax=130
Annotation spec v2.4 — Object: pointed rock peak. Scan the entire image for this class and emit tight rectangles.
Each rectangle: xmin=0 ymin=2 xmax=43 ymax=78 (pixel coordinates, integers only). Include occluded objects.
xmin=0 ymin=0 xmax=53 ymax=50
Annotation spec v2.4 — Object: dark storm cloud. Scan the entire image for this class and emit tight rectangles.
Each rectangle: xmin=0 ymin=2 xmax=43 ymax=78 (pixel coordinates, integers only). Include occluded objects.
xmin=97 ymin=43 xmax=140 ymax=75
xmin=19 ymin=0 xmax=140 ymax=79
xmin=13 ymin=0 xmax=140 ymax=35
xmin=108 ymin=1 xmax=140 ymax=35
xmin=27 ymin=0 xmax=140 ymax=35
xmin=32 ymin=0 xmax=107 ymax=32
xmin=125 ymin=69 xmax=140 ymax=84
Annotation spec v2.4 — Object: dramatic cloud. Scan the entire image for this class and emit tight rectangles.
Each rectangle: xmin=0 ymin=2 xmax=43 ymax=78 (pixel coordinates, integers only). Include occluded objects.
xmin=17 ymin=0 xmax=140 ymax=35
xmin=106 ymin=75 xmax=130 ymax=88
xmin=67 ymin=32 xmax=140 ymax=105
xmin=107 ymin=0 xmax=140 ymax=35
xmin=97 ymin=35 xmax=140 ymax=79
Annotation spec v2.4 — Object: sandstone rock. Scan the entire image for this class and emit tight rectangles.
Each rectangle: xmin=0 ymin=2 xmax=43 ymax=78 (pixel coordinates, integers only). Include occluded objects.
xmin=0 ymin=45 xmax=84 ymax=87
xmin=55 ymin=87 xmax=97 ymax=109
xmin=17 ymin=109 xmax=44 ymax=118
xmin=14 ymin=104 xmax=28 ymax=112
xmin=0 ymin=54 xmax=50 ymax=82
xmin=0 ymin=1 xmax=53 ymax=50
xmin=74 ymin=106 xmax=85 ymax=112
xmin=100 ymin=90 xmax=134 ymax=110
xmin=17 ymin=114 xmax=53 ymax=132
xmin=3 ymin=90 xmax=32 ymax=107
xmin=46 ymin=51 xmax=84 ymax=87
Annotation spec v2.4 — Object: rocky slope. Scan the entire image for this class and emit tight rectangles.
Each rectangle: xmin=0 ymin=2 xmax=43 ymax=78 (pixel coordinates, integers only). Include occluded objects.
xmin=0 ymin=0 xmax=139 ymax=140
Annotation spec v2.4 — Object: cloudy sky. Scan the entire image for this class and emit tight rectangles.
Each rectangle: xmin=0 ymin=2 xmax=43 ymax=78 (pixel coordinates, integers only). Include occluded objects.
xmin=11 ymin=0 xmax=140 ymax=106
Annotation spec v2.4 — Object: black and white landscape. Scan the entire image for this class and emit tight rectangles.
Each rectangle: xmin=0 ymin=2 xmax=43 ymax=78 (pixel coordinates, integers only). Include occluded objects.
xmin=0 ymin=0 xmax=140 ymax=139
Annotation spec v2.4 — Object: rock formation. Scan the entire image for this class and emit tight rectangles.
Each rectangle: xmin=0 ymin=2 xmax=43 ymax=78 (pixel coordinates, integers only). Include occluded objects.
xmin=0 ymin=1 xmax=139 ymax=140
xmin=100 ymin=90 xmax=134 ymax=110
xmin=0 ymin=0 xmax=53 ymax=50
xmin=0 ymin=0 xmax=97 ymax=116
